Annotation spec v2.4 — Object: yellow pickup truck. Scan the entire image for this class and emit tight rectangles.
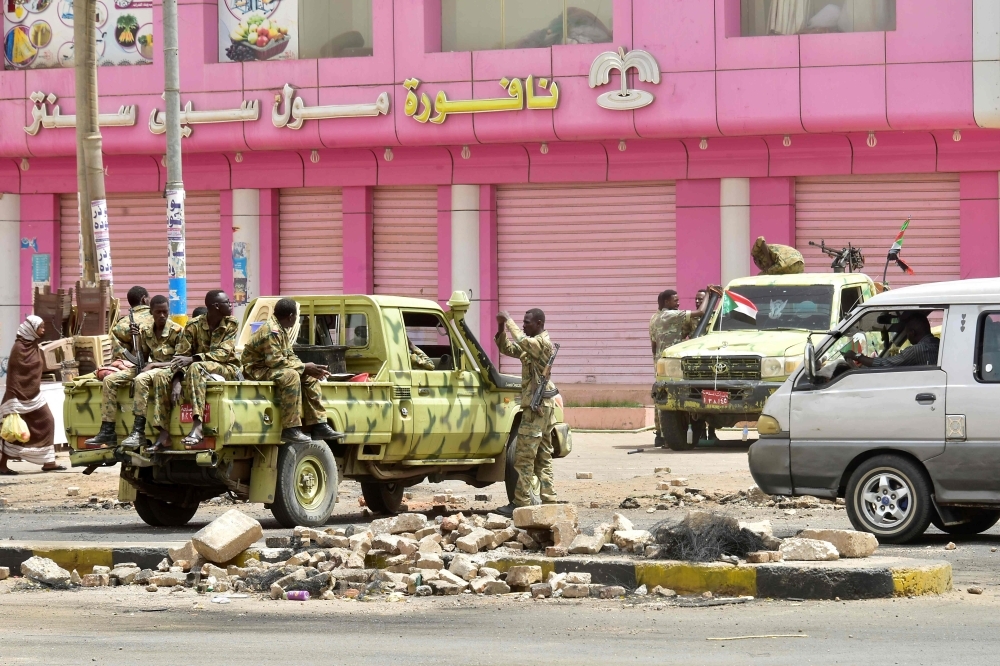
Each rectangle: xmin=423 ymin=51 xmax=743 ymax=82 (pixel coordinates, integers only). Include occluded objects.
xmin=64 ymin=292 xmax=571 ymax=528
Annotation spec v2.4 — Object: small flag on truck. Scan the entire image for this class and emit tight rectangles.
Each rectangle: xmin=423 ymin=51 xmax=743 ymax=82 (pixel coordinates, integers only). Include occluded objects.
xmin=887 ymin=218 xmax=915 ymax=275
xmin=721 ymin=290 xmax=758 ymax=325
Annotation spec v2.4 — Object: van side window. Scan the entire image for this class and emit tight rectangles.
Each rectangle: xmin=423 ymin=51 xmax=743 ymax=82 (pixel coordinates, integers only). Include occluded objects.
xmin=840 ymin=287 xmax=863 ymax=321
xmin=976 ymin=313 xmax=1000 ymax=382
xmin=823 ymin=308 xmax=943 ymax=371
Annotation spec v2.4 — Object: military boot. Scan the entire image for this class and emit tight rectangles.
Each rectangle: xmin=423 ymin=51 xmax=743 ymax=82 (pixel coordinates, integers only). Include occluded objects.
xmin=280 ymin=427 xmax=312 ymax=444
xmin=84 ymin=422 xmax=117 ymax=447
xmin=120 ymin=416 xmax=148 ymax=449
xmin=494 ymin=503 xmax=516 ymax=518
xmin=310 ymin=422 xmax=342 ymax=441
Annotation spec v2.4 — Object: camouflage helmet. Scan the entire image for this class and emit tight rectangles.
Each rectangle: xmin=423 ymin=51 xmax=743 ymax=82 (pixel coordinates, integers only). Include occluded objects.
xmin=751 ymin=236 xmax=772 ymax=270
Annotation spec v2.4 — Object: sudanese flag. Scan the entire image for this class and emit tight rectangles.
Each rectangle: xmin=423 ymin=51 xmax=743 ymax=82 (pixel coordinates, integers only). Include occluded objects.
xmin=721 ymin=291 xmax=758 ymax=325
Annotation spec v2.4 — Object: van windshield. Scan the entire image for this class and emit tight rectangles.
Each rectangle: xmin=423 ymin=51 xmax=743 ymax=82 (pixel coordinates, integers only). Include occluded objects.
xmin=713 ymin=285 xmax=835 ymax=332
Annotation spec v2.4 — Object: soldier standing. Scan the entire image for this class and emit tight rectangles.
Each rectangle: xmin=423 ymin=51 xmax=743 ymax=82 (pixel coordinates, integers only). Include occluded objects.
xmin=494 ymin=308 xmax=558 ymax=517
xmin=85 ymin=285 xmax=154 ymax=447
xmin=650 ymin=286 xmax=721 ymax=448
xmin=241 ymin=298 xmax=339 ymax=443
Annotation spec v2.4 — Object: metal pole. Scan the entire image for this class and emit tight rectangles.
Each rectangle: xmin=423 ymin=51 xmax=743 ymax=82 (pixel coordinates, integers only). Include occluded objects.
xmin=163 ymin=0 xmax=187 ymax=325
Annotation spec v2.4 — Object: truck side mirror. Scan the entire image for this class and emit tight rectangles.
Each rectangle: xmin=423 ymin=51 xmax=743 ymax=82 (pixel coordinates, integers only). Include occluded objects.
xmin=804 ymin=340 xmax=816 ymax=383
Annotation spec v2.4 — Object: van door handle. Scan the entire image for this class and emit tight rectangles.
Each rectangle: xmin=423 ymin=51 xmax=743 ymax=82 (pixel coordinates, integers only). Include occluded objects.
xmin=417 ymin=388 xmax=430 ymax=396
xmin=915 ymin=393 xmax=936 ymax=404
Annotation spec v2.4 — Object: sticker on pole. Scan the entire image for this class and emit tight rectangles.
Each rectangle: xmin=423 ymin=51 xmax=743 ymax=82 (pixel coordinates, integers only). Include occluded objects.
xmin=91 ymin=199 xmax=113 ymax=282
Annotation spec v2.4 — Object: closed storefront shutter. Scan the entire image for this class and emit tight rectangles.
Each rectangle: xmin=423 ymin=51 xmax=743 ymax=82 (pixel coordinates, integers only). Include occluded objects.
xmin=278 ymin=188 xmax=343 ymax=294
xmin=373 ymin=187 xmax=438 ymax=299
xmin=60 ymin=191 xmax=221 ymax=307
xmin=795 ymin=174 xmax=961 ymax=288
xmin=497 ymin=182 xmax=677 ymax=385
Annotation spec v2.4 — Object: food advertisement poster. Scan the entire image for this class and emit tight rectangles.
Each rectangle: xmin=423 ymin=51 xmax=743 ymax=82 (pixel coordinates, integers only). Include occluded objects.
xmin=4 ymin=0 xmax=153 ymax=70
xmin=218 ymin=0 xmax=297 ymax=63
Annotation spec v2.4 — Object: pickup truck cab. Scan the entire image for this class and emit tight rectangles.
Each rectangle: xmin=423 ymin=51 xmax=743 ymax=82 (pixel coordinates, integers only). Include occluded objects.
xmin=65 ymin=291 xmax=571 ymax=528
xmin=750 ymin=278 xmax=1000 ymax=543
xmin=652 ymin=272 xmax=876 ymax=450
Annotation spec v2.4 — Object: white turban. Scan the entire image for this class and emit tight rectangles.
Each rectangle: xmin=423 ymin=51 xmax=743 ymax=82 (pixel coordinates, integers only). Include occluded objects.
xmin=17 ymin=315 xmax=43 ymax=342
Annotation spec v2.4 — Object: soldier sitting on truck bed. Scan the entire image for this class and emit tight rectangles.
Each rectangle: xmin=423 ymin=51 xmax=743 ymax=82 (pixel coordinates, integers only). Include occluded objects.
xmin=752 ymin=236 xmax=805 ymax=275
xmin=147 ymin=290 xmax=243 ymax=452
xmin=241 ymin=298 xmax=339 ymax=444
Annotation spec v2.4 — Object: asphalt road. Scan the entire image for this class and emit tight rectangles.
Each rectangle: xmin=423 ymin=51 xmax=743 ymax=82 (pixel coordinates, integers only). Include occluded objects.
xmin=0 ymin=587 xmax=998 ymax=666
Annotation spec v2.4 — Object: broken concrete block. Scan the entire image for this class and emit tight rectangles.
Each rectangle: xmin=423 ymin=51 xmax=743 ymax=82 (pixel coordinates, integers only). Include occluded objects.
xmin=110 ymin=566 xmax=142 ymax=584
xmin=652 ymin=585 xmax=677 ymax=597
xmin=576 ymin=472 xmax=593 ymax=479
xmin=656 ymin=481 xmax=671 ymax=490
xmin=20 ymin=557 xmax=71 ymax=586
xmin=654 ymin=467 xmax=671 ymax=473
xmin=799 ymin=529 xmax=878 ymax=558
xmin=530 ymin=582 xmax=552 ymax=598
xmin=739 ymin=519 xmax=774 ymax=538
xmin=491 ymin=526 xmax=519 ymax=549
xmin=348 ymin=533 xmax=372 ymax=555
xmin=612 ymin=529 xmax=653 ymax=551
xmin=414 ymin=552 xmax=444 ymax=570
xmin=505 ymin=565 xmax=543 ymax=589
xmin=600 ymin=586 xmax=626 ymax=599
xmin=285 ymin=552 xmax=310 ymax=566
xmin=561 ymin=583 xmax=590 ymax=598
xmin=779 ymin=538 xmax=839 ymax=562
xmin=372 ymin=534 xmax=402 ymax=555
xmin=391 ymin=513 xmax=427 ymax=534
xmin=82 ymin=573 xmax=109 ymax=587
xmin=746 ymin=486 xmax=772 ymax=504
xmin=551 ymin=521 xmax=578 ymax=549
xmin=440 ymin=514 xmax=463 ymax=532
xmin=448 ymin=554 xmax=479 ymax=581
xmin=418 ymin=536 xmax=443 ymax=554
xmin=545 ymin=547 xmax=568 ymax=558
xmin=67 ymin=487 xmax=80 ymax=497
xmin=429 ymin=580 xmax=463 ymax=595
xmin=0 ymin=566 xmax=9 ymax=581
xmin=191 ymin=510 xmax=263 ymax=564
xmin=513 ymin=504 xmax=578 ymax=529
xmin=611 ymin=513 xmax=633 ymax=532
xmin=414 ymin=526 xmax=438 ymax=540
xmin=566 ymin=572 xmax=591 ymax=585
xmin=670 ymin=478 xmax=688 ymax=487
xmin=456 ymin=528 xmax=495 ymax=554
xmin=482 ymin=580 xmax=510 ymax=595
xmin=745 ymin=551 xmax=771 ymax=564
xmin=345 ymin=553 xmax=366 ymax=569
xmin=485 ymin=513 xmax=512 ymax=530
xmin=168 ymin=541 xmax=198 ymax=564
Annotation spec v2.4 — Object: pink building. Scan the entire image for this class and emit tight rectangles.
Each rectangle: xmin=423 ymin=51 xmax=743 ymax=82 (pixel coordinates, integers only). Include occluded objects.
xmin=2 ymin=0 xmax=1000 ymax=398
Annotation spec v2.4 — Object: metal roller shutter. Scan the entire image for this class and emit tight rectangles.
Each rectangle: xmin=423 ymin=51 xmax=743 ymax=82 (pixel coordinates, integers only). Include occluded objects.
xmin=497 ymin=182 xmax=677 ymax=385
xmin=795 ymin=174 xmax=961 ymax=288
xmin=60 ymin=192 xmax=221 ymax=306
xmin=373 ymin=187 xmax=438 ymax=299
xmin=278 ymin=188 xmax=343 ymax=294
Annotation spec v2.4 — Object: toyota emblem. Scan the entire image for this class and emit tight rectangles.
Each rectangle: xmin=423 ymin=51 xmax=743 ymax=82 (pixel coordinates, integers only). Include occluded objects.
xmin=713 ymin=361 xmax=729 ymax=374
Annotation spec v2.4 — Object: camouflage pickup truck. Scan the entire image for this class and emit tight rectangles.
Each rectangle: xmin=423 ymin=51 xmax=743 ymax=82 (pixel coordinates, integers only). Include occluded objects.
xmin=651 ymin=273 xmax=876 ymax=450
xmin=65 ymin=291 xmax=572 ymax=528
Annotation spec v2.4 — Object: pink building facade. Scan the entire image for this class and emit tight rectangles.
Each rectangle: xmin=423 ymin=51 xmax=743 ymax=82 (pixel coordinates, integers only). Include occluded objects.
xmin=3 ymin=0 xmax=1000 ymax=393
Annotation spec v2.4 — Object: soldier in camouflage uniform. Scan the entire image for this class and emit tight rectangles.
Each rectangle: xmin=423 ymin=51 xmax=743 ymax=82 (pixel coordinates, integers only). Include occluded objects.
xmin=241 ymin=298 xmax=339 ymax=444
xmin=493 ymin=308 xmax=559 ymax=517
xmin=147 ymin=290 xmax=242 ymax=452
xmin=85 ymin=286 xmax=153 ymax=447
xmin=407 ymin=337 xmax=436 ymax=370
xmin=650 ymin=286 xmax=722 ymax=448
xmin=752 ymin=236 xmax=805 ymax=275
xmin=119 ymin=295 xmax=184 ymax=448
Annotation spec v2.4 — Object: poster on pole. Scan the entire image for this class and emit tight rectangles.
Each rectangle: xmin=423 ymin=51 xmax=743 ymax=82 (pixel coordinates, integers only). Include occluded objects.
xmin=91 ymin=198 xmax=113 ymax=283
xmin=166 ymin=189 xmax=186 ymax=318
xmin=3 ymin=0 xmax=154 ymax=71
xmin=218 ymin=0 xmax=296 ymax=63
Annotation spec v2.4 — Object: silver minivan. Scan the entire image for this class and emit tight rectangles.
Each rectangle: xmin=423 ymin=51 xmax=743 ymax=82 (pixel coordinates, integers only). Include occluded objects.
xmin=750 ymin=278 xmax=1000 ymax=543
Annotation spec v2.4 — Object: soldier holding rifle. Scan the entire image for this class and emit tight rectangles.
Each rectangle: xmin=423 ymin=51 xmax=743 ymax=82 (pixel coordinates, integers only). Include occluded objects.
xmin=494 ymin=308 xmax=560 ymax=517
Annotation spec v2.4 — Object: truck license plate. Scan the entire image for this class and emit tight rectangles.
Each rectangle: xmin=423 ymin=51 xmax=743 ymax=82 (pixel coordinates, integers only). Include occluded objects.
xmin=702 ymin=390 xmax=730 ymax=406
xmin=179 ymin=404 xmax=210 ymax=423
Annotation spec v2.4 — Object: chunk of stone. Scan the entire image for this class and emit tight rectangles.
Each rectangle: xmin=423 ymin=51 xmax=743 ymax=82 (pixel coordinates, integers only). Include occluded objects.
xmin=456 ymin=528 xmax=495 ymax=554
xmin=414 ymin=552 xmax=444 ymax=570
xmin=482 ymin=580 xmax=510 ymax=595
xmin=440 ymin=514 xmax=462 ymax=532
xmin=0 ymin=566 xmax=9 ymax=581
xmin=561 ymin=583 xmax=590 ymax=598
xmin=551 ymin=521 xmax=578 ymax=549
xmin=448 ymin=554 xmax=479 ymax=581
xmin=545 ymin=547 xmax=568 ymax=558
xmin=654 ymin=467 xmax=671 ymax=473
xmin=414 ymin=585 xmax=433 ymax=596
xmin=372 ymin=534 xmax=402 ymax=555
xmin=513 ymin=504 xmax=578 ymax=529
xmin=945 ymin=542 xmax=957 ymax=551
xmin=599 ymin=585 xmax=626 ymax=599
xmin=286 ymin=552 xmax=310 ymax=566
xmin=191 ymin=510 xmax=263 ymax=564
xmin=576 ymin=472 xmax=593 ymax=479
xmin=82 ymin=573 xmax=110 ymax=587
xmin=656 ymin=481 xmax=671 ymax=490
xmin=968 ymin=586 xmax=984 ymax=595
xmin=568 ymin=523 xmax=613 ymax=555
xmin=20 ymin=556 xmax=71 ymax=586
xmin=611 ymin=513 xmax=633 ymax=532
xmin=67 ymin=487 xmax=80 ymax=497
xmin=429 ymin=580 xmax=463 ymax=596
xmin=92 ymin=565 xmax=111 ymax=575
xmin=506 ymin=565 xmax=543 ymax=589
xmin=779 ymin=538 xmax=839 ymax=562
xmin=612 ymin=529 xmax=653 ymax=551
xmin=391 ymin=513 xmax=428 ymax=535
xmin=652 ymin=585 xmax=676 ymax=597
xmin=146 ymin=584 xmax=158 ymax=592
xmin=799 ymin=529 xmax=878 ymax=558
xmin=418 ymin=535 xmax=443 ymax=554
xmin=530 ymin=582 xmax=552 ymax=598
xmin=345 ymin=553 xmax=366 ymax=569
xmin=110 ymin=566 xmax=142 ymax=584
xmin=746 ymin=486 xmax=772 ymax=504
xmin=349 ymin=534 xmax=372 ymax=554
xmin=739 ymin=519 xmax=774 ymax=538
xmin=565 ymin=572 xmax=591 ymax=584
xmin=547 ymin=572 xmax=567 ymax=591
xmin=485 ymin=513 xmax=512 ymax=530
xmin=150 ymin=572 xmax=187 ymax=587
xmin=745 ymin=551 xmax=772 ymax=564
xmin=491 ymin=526 xmax=519 ymax=549
xmin=70 ymin=570 xmax=82 ymax=585
xmin=670 ymin=478 xmax=688 ymax=487
xmin=168 ymin=541 xmax=198 ymax=564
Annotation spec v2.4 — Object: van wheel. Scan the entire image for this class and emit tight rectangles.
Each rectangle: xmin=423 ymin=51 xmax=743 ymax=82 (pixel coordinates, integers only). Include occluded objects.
xmin=271 ymin=440 xmax=338 ymax=528
xmin=504 ymin=432 xmax=540 ymax=506
xmin=846 ymin=455 xmax=932 ymax=544
xmin=661 ymin=411 xmax=695 ymax=451
xmin=931 ymin=509 xmax=1000 ymax=535
xmin=135 ymin=492 xmax=197 ymax=527
xmin=361 ymin=482 xmax=405 ymax=515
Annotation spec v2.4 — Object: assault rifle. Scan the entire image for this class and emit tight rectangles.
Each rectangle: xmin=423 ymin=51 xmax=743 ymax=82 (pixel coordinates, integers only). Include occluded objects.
xmin=125 ymin=308 xmax=145 ymax=398
xmin=808 ymin=240 xmax=865 ymax=273
xmin=529 ymin=343 xmax=560 ymax=415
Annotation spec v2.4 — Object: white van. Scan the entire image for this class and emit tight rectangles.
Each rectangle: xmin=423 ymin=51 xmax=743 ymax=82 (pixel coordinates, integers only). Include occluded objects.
xmin=749 ymin=278 xmax=1000 ymax=543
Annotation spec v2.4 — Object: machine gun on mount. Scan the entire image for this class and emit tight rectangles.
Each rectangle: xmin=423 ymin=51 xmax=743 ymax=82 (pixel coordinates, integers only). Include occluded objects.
xmin=809 ymin=240 xmax=865 ymax=273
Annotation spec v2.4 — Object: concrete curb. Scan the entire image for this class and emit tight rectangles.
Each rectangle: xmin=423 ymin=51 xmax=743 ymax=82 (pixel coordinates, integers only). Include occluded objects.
xmin=0 ymin=543 xmax=952 ymax=600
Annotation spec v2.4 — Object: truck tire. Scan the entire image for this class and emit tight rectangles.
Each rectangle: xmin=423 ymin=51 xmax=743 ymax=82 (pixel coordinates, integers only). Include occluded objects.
xmin=133 ymin=492 xmax=164 ymax=527
xmin=845 ymin=455 xmax=932 ymax=544
xmin=270 ymin=440 xmax=339 ymax=528
xmin=361 ymin=482 xmax=405 ymax=515
xmin=661 ymin=411 xmax=695 ymax=451
xmin=504 ymin=434 xmax=541 ymax=506
xmin=135 ymin=492 xmax=197 ymax=527
xmin=931 ymin=509 xmax=1000 ymax=536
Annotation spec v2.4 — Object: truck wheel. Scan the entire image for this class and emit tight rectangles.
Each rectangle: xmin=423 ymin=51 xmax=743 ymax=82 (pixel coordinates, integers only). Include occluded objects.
xmin=135 ymin=492 xmax=197 ymax=527
xmin=661 ymin=411 xmax=695 ymax=451
xmin=931 ymin=509 xmax=1000 ymax=536
xmin=361 ymin=482 xmax=405 ymax=515
xmin=134 ymin=492 xmax=164 ymax=527
xmin=271 ymin=440 xmax=339 ymax=529
xmin=504 ymin=434 xmax=540 ymax=506
xmin=846 ymin=455 xmax=932 ymax=544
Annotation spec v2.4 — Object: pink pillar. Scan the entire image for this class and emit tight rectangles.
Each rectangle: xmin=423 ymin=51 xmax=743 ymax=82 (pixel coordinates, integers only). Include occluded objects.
xmin=342 ymin=186 xmax=374 ymax=294
xmin=675 ymin=180 xmax=721 ymax=310
xmin=219 ymin=190 xmax=234 ymax=298
xmin=750 ymin=177 xmax=795 ymax=246
xmin=19 ymin=194 xmax=60 ymax=319
xmin=960 ymin=172 xmax=1000 ymax=279
xmin=479 ymin=185 xmax=498 ymax=364
xmin=258 ymin=189 xmax=280 ymax=296
xmin=437 ymin=186 xmax=452 ymax=305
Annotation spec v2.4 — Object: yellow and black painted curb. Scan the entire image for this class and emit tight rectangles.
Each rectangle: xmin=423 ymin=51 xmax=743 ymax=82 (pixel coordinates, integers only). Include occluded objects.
xmin=0 ymin=543 xmax=175 ymax=576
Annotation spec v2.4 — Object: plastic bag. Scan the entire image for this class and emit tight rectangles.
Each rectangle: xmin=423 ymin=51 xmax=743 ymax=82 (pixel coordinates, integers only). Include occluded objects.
xmin=1 ymin=413 xmax=30 ymax=444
